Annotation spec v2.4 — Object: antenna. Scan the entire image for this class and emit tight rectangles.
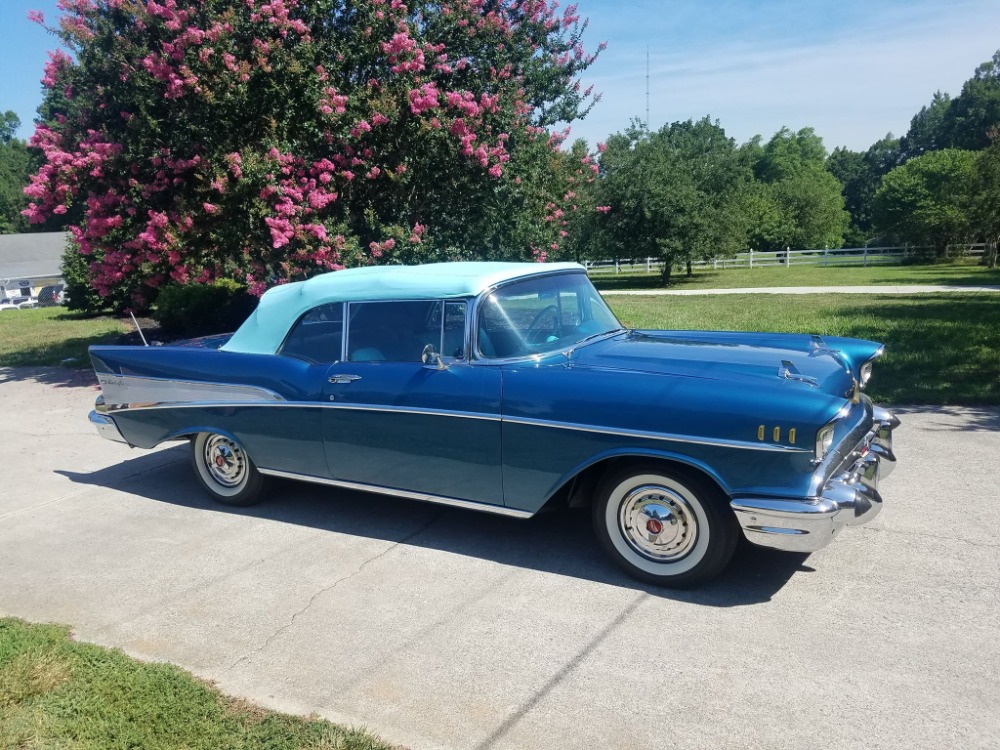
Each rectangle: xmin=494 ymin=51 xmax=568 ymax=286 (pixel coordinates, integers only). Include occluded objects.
xmin=129 ymin=311 xmax=149 ymax=346
xmin=645 ymin=45 xmax=650 ymax=128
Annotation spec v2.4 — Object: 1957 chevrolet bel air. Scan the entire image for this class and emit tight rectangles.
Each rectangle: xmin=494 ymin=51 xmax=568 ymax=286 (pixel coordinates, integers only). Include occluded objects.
xmin=89 ymin=262 xmax=898 ymax=586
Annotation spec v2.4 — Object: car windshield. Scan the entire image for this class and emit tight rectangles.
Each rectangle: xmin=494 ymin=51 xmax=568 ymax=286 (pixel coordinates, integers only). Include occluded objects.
xmin=477 ymin=272 xmax=623 ymax=359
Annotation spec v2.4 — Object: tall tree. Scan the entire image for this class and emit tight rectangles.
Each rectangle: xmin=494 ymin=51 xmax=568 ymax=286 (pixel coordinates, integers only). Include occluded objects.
xmin=0 ymin=111 xmax=33 ymax=234
xmin=874 ymin=148 xmax=977 ymax=257
xmin=944 ymin=50 xmax=1000 ymax=151
xmin=899 ymin=91 xmax=952 ymax=161
xmin=827 ymin=134 xmax=901 ymax=246
xmin=593 ymin=118 xmax=752 ymax=284
xmin=971 ymin=131 xmax=1000 ymax=267
xmin=747 ymin=127 xmax=849 ymax=250
xmin=24 ymin=0 xmax=602 ymax=310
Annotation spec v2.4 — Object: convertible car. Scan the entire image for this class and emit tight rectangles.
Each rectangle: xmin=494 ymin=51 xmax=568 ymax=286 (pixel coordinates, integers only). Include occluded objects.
xmin=89 ymin=262 xmax=898 ymax=586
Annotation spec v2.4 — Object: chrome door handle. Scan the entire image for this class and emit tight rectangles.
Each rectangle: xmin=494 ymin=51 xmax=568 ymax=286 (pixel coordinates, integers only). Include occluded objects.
xmin=328 ymin=374 xmax=362 ymax=384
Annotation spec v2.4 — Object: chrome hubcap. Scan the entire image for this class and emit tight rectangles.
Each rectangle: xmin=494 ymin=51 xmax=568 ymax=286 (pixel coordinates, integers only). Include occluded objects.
xmin=618 ymin=484 xmax=698 ymax=561
xmin=203 ymin=435 xmax=247 ymax=487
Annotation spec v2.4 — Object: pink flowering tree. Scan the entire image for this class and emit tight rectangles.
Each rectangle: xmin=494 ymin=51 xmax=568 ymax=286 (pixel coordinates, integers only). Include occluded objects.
xmin=25 ymin=0 xmax=602 ymax=310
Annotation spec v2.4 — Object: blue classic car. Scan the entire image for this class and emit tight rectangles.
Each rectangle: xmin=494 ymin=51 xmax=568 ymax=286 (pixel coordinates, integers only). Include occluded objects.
xmin=89 ymin=262 xmax=898 ymax=586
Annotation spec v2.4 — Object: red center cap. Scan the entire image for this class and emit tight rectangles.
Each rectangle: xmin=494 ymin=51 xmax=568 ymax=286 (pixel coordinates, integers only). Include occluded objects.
xmin=215 ymin=455 xmax=225 ymax=467
xmin=646 ymin=518 xmax=663 ymax=535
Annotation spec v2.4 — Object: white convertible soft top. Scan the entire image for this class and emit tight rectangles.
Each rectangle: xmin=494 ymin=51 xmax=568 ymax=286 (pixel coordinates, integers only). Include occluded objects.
xmin=221 ymin=261 xmax=584 ymax=355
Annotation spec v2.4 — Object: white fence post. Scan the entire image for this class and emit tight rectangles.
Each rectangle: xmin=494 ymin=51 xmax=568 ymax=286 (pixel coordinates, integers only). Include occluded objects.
xmin=749 ymin=249 xmax=754 ymax=269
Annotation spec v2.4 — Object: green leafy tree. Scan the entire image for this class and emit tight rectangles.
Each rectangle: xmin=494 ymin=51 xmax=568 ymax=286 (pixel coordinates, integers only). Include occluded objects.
xmin=827 ymin=134 xmax=901 ymax=246
xmin=0 ymin=111 xmax=33 ymax=233
xmin=899 ymin=91 xmax=952 ymax=161
xmin=748 ymin=127 xmax=849 ymax=249
xmin=592 ymin=118 xmax=752 ymax=284
xmin=874 ymin=148 xmax=977 ymax=257
xmin=25 ymin=0 xmax=602 ymax=311
xmin=971 ymin=131 xmax=1000 ymax=267
xmin=943 ymin=50 xmax=1000 ymax=151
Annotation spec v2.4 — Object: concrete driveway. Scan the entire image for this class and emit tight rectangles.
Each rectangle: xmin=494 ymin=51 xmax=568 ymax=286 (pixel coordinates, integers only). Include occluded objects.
xmin=1 ymin=367 xmax=998 ymax=750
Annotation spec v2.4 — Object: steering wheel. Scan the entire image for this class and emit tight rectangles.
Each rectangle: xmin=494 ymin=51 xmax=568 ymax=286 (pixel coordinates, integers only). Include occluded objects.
xmin=525 ymin=304 xmax=559 ymax=344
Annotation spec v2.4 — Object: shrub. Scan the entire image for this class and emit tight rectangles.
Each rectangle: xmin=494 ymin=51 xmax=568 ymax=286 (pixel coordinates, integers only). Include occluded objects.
xmin=152 ymin=279 xmax=256 ymax=336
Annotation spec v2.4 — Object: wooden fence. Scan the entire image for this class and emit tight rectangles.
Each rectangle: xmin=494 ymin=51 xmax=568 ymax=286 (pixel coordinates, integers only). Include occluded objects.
xmin=584 ymin=244 xmax=989 ymax=275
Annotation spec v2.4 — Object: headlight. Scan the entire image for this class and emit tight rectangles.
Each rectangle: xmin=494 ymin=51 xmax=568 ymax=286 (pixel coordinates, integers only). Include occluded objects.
xmin=815 ymin=423 xmax=836 ymax=461
xmin=860 ymin=361 xmax=873 ymax=387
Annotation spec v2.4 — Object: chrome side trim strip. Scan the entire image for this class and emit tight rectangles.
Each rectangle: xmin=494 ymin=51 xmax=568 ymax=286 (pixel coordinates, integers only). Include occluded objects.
xmin=503 ymin=415 xmax=812 ymax=453
xmin=98 ymin=373 xmax=285 ymax=407
xmin=317 ymin=403 xmax=501 ymax=420
xmin=257 ymin=468 xmax=533 ymax=518
xmin=99 ymin=398 xmax=803 ymax=452
xmin=108 ymin=400 xmax=502 ymax=421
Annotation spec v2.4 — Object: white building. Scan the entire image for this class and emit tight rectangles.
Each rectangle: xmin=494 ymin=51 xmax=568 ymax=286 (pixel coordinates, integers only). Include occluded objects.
xmin=0 ymin=232 xmax=67 ymax=301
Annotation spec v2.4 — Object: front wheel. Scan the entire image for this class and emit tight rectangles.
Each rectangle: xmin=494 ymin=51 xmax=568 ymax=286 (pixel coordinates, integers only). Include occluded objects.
xmin=191 ymin=432 xmax=266 ymax=507
xmin=592 ymin=463 xmax=737 ymax=587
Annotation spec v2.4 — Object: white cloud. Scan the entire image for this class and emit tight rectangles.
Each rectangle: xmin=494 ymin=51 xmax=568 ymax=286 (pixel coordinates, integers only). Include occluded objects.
xmin=569 ymin=1 xmax=1000 ymax=151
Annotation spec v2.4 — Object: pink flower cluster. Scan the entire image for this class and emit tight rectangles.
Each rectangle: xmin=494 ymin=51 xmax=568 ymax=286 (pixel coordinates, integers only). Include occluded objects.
xmin=25 ymin=0 xmax=603 ymax=305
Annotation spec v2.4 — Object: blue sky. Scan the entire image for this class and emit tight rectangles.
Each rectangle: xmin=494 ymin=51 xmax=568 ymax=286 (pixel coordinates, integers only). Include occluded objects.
xmin=2 ymin=0 xmax=999 ymax=152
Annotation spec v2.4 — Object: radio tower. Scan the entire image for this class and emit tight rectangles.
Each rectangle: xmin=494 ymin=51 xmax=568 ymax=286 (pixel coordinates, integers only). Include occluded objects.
xmin=645 ymin=45 xmax=650 ymax=129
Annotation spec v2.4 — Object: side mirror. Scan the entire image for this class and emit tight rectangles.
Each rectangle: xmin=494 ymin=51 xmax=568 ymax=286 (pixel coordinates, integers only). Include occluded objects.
xmin=422 ymin=343 xmax=448 ymax=370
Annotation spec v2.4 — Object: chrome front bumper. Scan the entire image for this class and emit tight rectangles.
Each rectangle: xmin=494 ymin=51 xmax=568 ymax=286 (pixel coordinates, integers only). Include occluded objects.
xmin=89 ymin=409 xmax=128 ymax=444
xmin=731 ymin=406 xmax=899 ymax=553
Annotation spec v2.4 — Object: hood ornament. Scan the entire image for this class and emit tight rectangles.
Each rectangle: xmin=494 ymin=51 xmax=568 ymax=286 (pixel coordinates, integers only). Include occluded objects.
xmin=778 ymin=359 xmax=819 ymax=387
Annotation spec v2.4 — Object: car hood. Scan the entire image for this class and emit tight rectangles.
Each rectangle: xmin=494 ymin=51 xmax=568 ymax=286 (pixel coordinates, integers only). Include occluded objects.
xmin=569 ymin=329 xmax=858 ymax=399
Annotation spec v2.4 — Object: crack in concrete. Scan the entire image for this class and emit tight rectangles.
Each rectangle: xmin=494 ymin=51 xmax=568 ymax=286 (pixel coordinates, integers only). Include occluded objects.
xmin=223 ymin=509 xmax=446 ymax=674
xmin=0 ymin=491 xmax=89 ymax=522
xmin=860 ymin=524 xmax=1000 ymax=549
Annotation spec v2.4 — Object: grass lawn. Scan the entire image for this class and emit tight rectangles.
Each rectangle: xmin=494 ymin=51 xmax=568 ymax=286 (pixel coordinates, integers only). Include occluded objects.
xmin=590 ymin=260 xmax=1000 ymax=291
xmin=0 ymin=307 xmax=129 ymax=368
xmin=607 ymin=292 xmax=1000 ymax=405
xmin=0 ymin=617 xmax=395 ymax=750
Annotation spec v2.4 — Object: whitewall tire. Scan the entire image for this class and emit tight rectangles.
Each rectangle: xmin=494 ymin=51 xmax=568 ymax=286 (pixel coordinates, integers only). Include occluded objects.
xmin=592 ymin=463 xmax=737 ymax=587
xmin=191 ymin=432 xmax=266 ymax=507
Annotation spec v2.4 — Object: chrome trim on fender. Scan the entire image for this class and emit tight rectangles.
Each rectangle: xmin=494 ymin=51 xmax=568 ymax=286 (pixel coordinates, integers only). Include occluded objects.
xmin=257 ymin=468 xmax=532 ymax=518
xmin=97 ymin=373 xmax=285 ymax=410
xmin=504 ymin=415 xmax=812 ymax=453
xmin=97 ymin=399 xmax=502 ymax=422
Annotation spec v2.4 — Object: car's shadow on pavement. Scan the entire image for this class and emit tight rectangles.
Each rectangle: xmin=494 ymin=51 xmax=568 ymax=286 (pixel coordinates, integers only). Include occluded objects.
xmin=58 ymin=447 xmax=815 ymax=608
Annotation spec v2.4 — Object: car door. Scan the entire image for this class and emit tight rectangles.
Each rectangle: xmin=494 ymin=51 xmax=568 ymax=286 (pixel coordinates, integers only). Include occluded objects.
xmin=321 ymin=299 xmax=504 ymax=506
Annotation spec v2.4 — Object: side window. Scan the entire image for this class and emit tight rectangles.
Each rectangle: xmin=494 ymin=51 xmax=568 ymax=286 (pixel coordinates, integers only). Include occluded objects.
xmin=347 ymin=300 xmax=468 ymax=362
xmin=348 ymin=300 xmax=441 ymax=362
xmin=280 ymin=303 xmax=344 ymax=363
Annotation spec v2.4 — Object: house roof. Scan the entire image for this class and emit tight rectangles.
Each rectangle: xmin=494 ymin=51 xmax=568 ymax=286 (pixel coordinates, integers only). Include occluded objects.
xmin=0 ymin=232 xmax=67 ymax=283
xmin=222 ymin=261 xmax=584 ymax=355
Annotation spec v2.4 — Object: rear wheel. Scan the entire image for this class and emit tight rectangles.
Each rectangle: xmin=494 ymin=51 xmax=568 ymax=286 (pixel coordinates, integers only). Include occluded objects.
xmin=592 ymin=463 xmax=737 ymax=587
xmin=191 ymin=432 xmax=266 ymax=506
